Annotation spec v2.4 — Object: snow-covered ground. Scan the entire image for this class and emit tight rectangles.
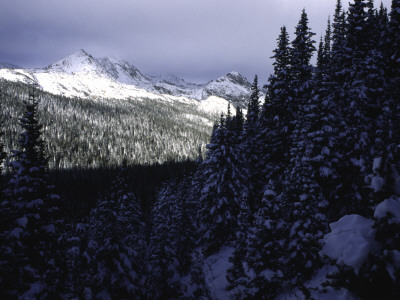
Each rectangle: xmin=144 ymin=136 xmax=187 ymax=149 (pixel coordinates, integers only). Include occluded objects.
xmin=200 ymin=197 xmax=400 ymax=300
xmin=200 ymin=247 xmax=358 ymax=300
xmin=276 ymin=265 xmax=358 ymax=300
xmin=203 ymin=247 xmax=235 ymax=300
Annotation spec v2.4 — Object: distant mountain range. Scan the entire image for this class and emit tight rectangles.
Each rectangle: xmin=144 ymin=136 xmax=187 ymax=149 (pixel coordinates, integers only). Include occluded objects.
xmin=0 ymin=49 xmax=255 ymax=110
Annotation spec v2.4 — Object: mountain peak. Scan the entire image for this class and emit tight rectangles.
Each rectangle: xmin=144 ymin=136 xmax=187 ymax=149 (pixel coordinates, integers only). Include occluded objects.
xmin=78 ymin=49 xmax=90 ymax=56
xmin=226 ymin=71 xmax=241 ymax=77
xmin=47 ymin=49 xmax=98 ymax=74
xmin=211 ymin=71 xmax=250 ymax=87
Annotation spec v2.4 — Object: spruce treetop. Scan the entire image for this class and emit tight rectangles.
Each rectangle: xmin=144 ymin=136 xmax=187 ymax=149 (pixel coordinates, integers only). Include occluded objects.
xmin=291 ymin=9 xmax=316 ymax=82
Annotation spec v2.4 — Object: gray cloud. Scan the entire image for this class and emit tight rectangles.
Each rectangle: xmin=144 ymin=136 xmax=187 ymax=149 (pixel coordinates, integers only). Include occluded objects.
xmin=0 ymin=0 xmax=392 ymax=84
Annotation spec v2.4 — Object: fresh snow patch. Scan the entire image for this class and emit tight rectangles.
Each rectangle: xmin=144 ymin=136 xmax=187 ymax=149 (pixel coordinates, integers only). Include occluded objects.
xmin=374 ymin=196 xmax=400 ymax=223
xmin=263 ymin=189 xmax=276 ymax=197
xmin=16 ymin=217 xmax=28 ymax=228
xmin=199 ymin=96 xmax=235 ymax=115
xmin=351 ymin=158 xmax=364 ymax=168
xmin=321 ymin=214 xmax=378 ymax=273
xmin=370 ymin=176 xmax=385 ymax=192
xmin=0 ymin=68 xmax=36 ymax=84
xmin=320 ymin=166 xmax=333 ymax=177
xmin=76 ymin=223 xmax=86 ymax=233
xmin=372 ymin=157 xmax=382 ymax=172
xmin=203 ymin=246 xmax=234 ymax=300
xmin=10 ymin=227 xmax=23 ymax=239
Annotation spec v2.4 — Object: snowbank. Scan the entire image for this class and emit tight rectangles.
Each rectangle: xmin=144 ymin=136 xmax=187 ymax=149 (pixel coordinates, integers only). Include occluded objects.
xmin=321 ymin=214 xmax=379 ymax=273
xmin=374 ymin=196 xmax=400 ymax=223
xmin=203 ymin=247 xmax=234 ymax=300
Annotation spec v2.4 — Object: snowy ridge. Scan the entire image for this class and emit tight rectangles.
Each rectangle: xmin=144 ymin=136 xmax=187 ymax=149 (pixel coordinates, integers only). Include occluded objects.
xmin=0 ymin=49 xmax=252 ymax=113
xmin=0 ymin=62 xmax=22 ymax=69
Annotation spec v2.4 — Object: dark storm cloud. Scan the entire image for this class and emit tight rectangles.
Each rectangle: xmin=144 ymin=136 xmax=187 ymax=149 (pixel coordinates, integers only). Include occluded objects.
xmin=0 ymin=0 xmax=392 ymax=83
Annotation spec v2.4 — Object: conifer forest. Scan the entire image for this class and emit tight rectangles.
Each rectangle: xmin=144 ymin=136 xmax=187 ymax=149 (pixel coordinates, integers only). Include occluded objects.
xmin=1 ymin=0 xmax=400 ymax=299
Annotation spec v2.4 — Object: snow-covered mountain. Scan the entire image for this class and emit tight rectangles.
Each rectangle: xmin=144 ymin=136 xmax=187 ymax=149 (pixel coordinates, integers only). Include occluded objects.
xmin=0 ymin=49 xmax=254 ymax=111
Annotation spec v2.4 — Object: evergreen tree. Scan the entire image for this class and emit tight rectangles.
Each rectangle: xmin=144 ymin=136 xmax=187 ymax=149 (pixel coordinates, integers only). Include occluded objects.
xmin=86 ymin=166 xmax=146 ymax=299
xmin=147 ymin=179 xmax=188 ymax=299
xmin=0 ymin=87 xmax=62 ymax=298
xmin=316 ymin=18 xmax=332 ymax=81
xmin=257 ymin=26 xmax=292 ymax=202
xmin=244 ymin=76 xmax=261 ymax=212
xmin=0 ymin=90 xmax=6 ymax=196
xmin=58 ymin=220 xmax=91 ymax=298
xmin=316 ymin=36 xmax=325 ymax=81
xmin=324 ymin=17 xmax=332 ymax=65
xmin=388 ymin=0 xmax=400 ymax=152
xmin=226 ymin=200 xmax=251 ymax=297
xmin=338 ymin=0 xmax=387 ymax=213
xmin=331 ymin=0 xmax=347 ymax=79
xmin=245 ymin=75 xmax=260 ymax=133
xmin=199 ymin=110 xmax=249 ymax=254
xmin=281 ymin=130 xmax=329 ymax=288
xmin=281 ymin=11 xmax=330 ymax=280
xmin=245 ymin=187 xmax=288 ymax=299
xmin=289 ymin=9 xmax=316 ymax=103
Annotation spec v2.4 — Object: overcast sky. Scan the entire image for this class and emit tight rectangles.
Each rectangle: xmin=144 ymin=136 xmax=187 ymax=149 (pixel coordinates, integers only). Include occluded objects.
xmin=0 ymin=0 xmax=392 ymax=83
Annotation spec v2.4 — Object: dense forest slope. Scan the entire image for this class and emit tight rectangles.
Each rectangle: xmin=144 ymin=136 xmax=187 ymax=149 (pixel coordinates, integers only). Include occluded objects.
xmin=0 ymin=81 xmax=221 ymax=167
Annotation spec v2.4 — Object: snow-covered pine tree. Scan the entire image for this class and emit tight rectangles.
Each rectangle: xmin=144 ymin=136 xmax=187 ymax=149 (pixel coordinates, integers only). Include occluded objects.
xmin=147 ymin=179 xmax=185 ymax=298
xmin=58 ymin=220 xmax=91 ymax=298
xmin=245 ymin=76 xmax=260 ymax=132
xmin=281 ymin=117 xmax=329 ymax=289
xmin=240 ymin=28 xmax=293 ymax=298
xmin=388 ymin=0 xmax=400 ymax=159
xmin=0 ymin=87 xmax=62 ymax=298
xmin=245 ymin=187 xmax=288 ymax=299
xmin=86 ymin=166 xmax=146 ymax=299
xmin=308 ymin=21 xmax=344 ymax=221
xmin=257 ymin=26 xmax=292 ymax=201
xmin=323 ymin=17 xmax=332 ymax=67
xmin=278 ymin=10 xmax=331 ymax=289
xmin=226 ymin=198 xmax=252 ymax=297
xmin=289 ymin=9 xmax=316 ymax=106
xmin=266 ymin=10 xmax=331 ymax=293
xmin=175 ymin=177 xmax=199 ymax=275
xmin=199 ymin=108 xmax=249 ymax=255
xmin=316 ymin=37 xmax=325 ymax=82
xmin=375 ymin=4 xmax=391 ymax=154
xmin=0 ymin=91 xmax=6 ymax=196
xmin=244 ymin=76 xmax=262 ymax=212
xmin=331 ymin=0 xmax=347 ymax=84
xmin=331 ymin=0 xmax=377 ymax=215
xmin=363 ymin=0 xmax=389 ymax=165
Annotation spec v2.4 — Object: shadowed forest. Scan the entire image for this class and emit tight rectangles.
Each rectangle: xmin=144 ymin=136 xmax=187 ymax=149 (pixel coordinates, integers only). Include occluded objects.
xmin=1 ymin=0 xmax=400 ymax=299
